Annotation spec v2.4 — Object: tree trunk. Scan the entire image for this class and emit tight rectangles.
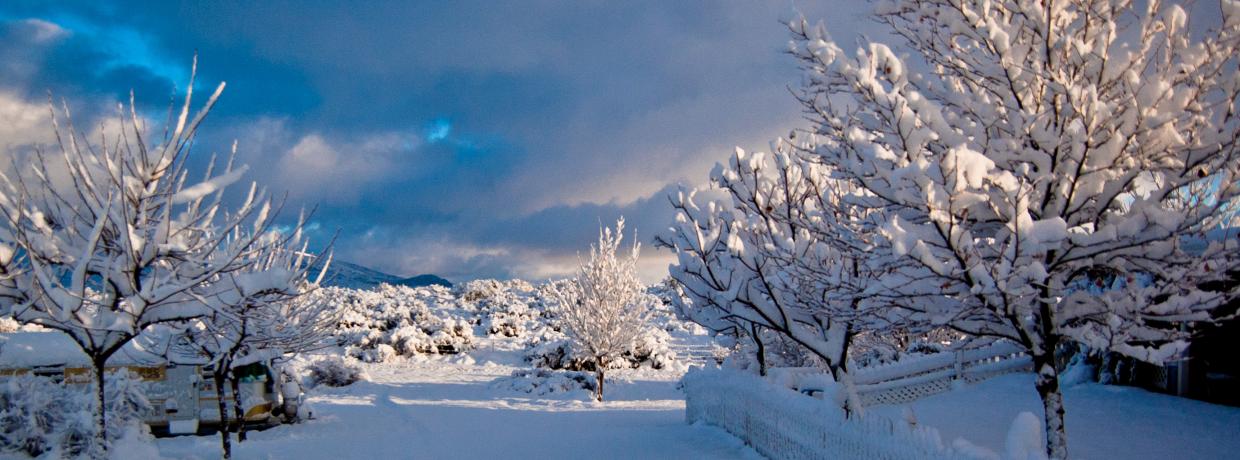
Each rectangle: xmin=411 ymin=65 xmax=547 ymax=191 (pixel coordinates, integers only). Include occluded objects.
xmin=92 ymin=357 xmax=108 ymax=459
xmin=215 ymin=371 xmax=232 ymax=459
xmin=594 ymin=358 xmax=605 ymax=402
xmin=751 ymin=324 xmax=767 ymax=376
xmin=838 ymin=328 xmax=862 ymax=418
xmin=1033 ymin=351 xmax=1069 ymax=459
xmin=231 ymin=374 xmax=248 ymax=442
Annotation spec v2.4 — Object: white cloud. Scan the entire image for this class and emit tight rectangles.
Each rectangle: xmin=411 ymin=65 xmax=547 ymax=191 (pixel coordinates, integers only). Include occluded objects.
xmin=227 ymin=118 xmax=424 ymax=205
xmin=337 ymin=220 xmax=676 ymax=285
xmin=277 ymin=132 xmax=422 ymax=203
xmin=0 ymin=91 xmax=54 ymax=151
xmin=515 ymin=249 xmax=674 ymax=285
xmin=21 ymin=19 xmax=68 ymax=43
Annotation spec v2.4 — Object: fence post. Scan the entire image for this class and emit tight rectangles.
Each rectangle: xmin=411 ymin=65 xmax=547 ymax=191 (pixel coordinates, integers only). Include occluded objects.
xmin=953 ymin=351 xmax=964 ymax=382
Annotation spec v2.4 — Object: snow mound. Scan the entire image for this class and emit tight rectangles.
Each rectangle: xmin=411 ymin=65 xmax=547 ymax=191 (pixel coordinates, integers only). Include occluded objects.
xmin=1004 ymin=412 xmax=1047 ymax=460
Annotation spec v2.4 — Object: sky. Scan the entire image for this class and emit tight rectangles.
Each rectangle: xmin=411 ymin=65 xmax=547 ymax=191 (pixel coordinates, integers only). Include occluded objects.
xmin=0 ymin=1 xmax=870 ymax=284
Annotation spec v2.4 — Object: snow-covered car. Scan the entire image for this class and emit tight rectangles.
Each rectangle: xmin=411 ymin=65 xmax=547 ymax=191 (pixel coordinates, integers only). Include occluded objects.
xmin=0 ymin=331 xmax=296 ymax=435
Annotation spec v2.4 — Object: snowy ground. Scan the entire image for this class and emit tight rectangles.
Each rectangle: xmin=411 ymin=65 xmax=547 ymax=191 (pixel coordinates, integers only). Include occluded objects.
xmin=154 ymin=356 xmax=759 ymax=459
xmin=869 ymin=373 xmax=1240 ymax=460
xmin=154 ymin=358 xmax=1240 ymax=460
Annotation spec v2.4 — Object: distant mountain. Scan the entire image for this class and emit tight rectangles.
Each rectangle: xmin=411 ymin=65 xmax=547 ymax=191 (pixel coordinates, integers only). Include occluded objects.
xmin=399 ymin=273 xmax=453 ymax=288
xmin=312 ymin=260 xmax=451 ymax=290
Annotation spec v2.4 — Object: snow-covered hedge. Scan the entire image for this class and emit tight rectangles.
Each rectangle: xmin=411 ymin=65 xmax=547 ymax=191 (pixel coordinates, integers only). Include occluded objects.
xmin=0 ymin=371 xmax=153 ymax=458
xmin=681 ymin=368 xmax=984 ymax=460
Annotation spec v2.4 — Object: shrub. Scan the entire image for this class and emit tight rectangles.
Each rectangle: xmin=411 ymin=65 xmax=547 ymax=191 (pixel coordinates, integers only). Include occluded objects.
xmin=321 ymin=284 xmax=474 ymax=361
xmin=492 ymin=369 xmax=595 ymax=396
xmin=306 ymin=357 xmax=366 ymax=387
xmin=0 ymin=370 xmax=152 ymax=457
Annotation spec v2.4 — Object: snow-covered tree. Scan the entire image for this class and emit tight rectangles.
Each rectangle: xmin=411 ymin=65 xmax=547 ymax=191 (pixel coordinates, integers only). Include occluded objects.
xmin=787 ymin=0 xmax=1240 ymax=456
xmin=164 ymin=224 xmax=336 ymax=459
xmin=661 ymin=139 xmax=905 ymax=406
xmin=0 ymin=61 xmax=288 ymax=455
xmin=550 ymin=218 xmax=654 ymax=401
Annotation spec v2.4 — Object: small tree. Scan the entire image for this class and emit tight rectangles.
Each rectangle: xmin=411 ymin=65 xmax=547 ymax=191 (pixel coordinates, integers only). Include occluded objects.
xmin=787 ymin=1 xmax=1240 ymax=456
xmin=167 ymin=226 xmax=336 ymax=459
xmin=0 ymin=60 xmax=282 ymax=456
xmin=550 ymin=218 xmax=653 ymax=402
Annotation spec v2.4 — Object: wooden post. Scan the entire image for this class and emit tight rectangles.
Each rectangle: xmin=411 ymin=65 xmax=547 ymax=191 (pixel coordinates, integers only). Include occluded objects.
xmin=953 ymin=351 xmax=964 ymax=382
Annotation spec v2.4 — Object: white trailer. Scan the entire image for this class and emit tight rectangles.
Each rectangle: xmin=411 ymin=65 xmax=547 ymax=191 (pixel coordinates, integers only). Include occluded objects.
xmin=0 ymin=331 xmax=300 ymax=435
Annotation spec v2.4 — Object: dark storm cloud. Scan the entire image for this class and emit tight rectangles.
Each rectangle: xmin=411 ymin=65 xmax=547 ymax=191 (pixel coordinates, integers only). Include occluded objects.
xmin=0 ymin=1 xmax=870 ymax=282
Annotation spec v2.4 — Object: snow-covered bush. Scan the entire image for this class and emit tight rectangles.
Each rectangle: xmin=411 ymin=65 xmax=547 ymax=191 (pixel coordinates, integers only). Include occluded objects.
xmin=458 ymin=279 xmax=553 ymax=340
xmin=322 ymin=284 xmax=473 ymax=361
xmin=525 ymin=298 xmax=680 ymax=373
xmin=102 ymin=371 xmax=152 ymax=443
xmin=525 ymin=338 xmax=585 ymax=370
xmin=360 ymin=343 xmax=398 ymax=363
xmin=623 ymin=330 xmax=680 ymax=371
xmin=479 ymin=300 xmax=540 ymax=338
xmin=526 ymin=335 xmax=677 ymax=372
xmin=306 ymin=357 xmax=367 ymax=387
xmin=456 ymin=279 xmax=508 ymax=303
xmin=0 ymin=371 xmax=152 ymax=458
xmin=307 ymin=276 xmax=698 ymax=373
xmin=0 ymin=376 xmax=68 ymax=457
xmin=492 ymin=369 xmax=596 ymax=396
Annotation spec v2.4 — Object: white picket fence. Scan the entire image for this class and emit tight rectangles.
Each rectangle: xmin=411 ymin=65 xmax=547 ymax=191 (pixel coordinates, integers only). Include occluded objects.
xmin=669 ymin=342 xmax=718 ymax=366
xmin=851 ymin=341 xmax=1032 ymax=406
xmin=668 ymin=335 xmax=723 ymax=367
xmin=683 ymin=368 xmax=983 ymax=460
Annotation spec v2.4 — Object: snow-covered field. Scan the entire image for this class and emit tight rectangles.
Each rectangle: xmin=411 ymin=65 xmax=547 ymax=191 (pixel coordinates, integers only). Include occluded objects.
xmin=145 ymin=280 xmax=756 ymax=459
xmin=869 ymin=373 xmax=1240 ymax=460
xmin=154 ymin=356 xmax=759 ymax=459
xmin=152 ymin=356 xmax=1240 ymax=460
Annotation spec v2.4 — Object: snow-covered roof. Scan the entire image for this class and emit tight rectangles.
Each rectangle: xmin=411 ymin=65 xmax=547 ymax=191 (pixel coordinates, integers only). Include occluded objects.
xmin=0 ymin=331 xmax=206 ymax=369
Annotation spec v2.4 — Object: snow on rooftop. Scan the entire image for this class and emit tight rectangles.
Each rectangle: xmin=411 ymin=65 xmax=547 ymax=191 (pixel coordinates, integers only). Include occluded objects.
xmin=0 ymin=331 xmax=205 ymax=369
xmin=0 ymin=331 xmax=92 ymax=368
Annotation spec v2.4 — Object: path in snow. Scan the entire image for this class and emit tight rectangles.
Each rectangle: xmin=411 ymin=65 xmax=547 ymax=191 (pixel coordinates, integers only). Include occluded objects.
xmin=154 ymin=359 xmax=760 ymax=460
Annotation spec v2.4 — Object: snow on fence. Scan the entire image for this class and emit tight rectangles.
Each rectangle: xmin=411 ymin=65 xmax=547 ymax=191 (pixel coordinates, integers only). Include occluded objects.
xmin=668 ymin=342 xmax=718 ymax=366
xmin=683 ymin=368 xmax=982 ymax=460
xmin=852 ymin=342 xmax=1032 ymax=406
